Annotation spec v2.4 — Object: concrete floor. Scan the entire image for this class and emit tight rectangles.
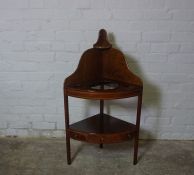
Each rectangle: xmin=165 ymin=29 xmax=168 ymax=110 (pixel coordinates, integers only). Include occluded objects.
xmin=0 ymin=138 xmax=193 ymax=175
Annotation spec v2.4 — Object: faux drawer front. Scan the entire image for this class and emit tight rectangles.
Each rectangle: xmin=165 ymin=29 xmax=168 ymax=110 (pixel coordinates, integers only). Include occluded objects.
xmin=87 ymin=133 xmax=131 ymax=144
xmin=68 ymin=130 xmax=133 ymax=144
xmin=69 ymin=131 xmax=86 ymax=142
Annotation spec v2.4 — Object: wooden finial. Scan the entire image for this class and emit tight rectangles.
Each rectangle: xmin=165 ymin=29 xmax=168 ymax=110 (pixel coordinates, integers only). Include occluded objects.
xmin=93 ymin=29 xmax=112 ymax=49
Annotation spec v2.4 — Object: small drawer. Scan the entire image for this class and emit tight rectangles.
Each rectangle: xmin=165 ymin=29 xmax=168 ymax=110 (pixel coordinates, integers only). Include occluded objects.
xmin=69 ymin=131 xmax=86 ymax=142
xmin=87 ymin=133 xmax=131 ymax=144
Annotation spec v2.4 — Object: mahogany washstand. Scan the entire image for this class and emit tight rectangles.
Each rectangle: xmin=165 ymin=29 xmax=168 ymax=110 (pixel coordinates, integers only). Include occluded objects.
xmin=64 ymin=29 xmax=143 ymax=165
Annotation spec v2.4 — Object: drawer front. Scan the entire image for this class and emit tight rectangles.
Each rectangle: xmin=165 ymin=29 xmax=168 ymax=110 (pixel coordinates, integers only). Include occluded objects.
xmin=69 ymin=131 xmax=86 ymax=142
xmin=68 ymin=130 xmax=133 ymax=144
xmin=87 ymin=133 xmax=131 ymax=144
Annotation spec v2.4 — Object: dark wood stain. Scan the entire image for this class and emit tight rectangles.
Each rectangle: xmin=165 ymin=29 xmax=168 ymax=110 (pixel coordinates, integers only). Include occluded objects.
xmin=64 ymin=29 xmax=143 ymax=165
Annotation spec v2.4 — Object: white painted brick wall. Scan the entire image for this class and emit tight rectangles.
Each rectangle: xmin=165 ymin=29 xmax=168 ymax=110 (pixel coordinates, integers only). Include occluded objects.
xmin=0 ymin=0 xmax=194 ymax=139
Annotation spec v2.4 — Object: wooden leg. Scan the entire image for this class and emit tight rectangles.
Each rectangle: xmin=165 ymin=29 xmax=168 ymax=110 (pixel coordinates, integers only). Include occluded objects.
xmin=133 ymin=133 xmax=139 ymax=165
xmin=66 ymin=133 xmax=71 ymax=165
xmin=133 ymin=93 xmax=142 ymax=165
xmin=64 ymin=93 xmax=71 ymax=164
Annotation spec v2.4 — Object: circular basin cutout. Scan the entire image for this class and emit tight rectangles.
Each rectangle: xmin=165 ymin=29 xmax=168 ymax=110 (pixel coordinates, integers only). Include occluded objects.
xmin=90 ymin=81 xmax=119 ymax=90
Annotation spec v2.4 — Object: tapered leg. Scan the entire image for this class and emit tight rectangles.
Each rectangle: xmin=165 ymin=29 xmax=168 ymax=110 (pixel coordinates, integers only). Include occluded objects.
xmin=133 ymin=93 xmax=142 ymax=165
xmin=99 ymin=99 xmax=104 ymax=148
xmin=64 ymin=92 xmax=71 ymax=164
xmin=133 ymin=133 xmax=139 ymax=165
xmin=66 ymin=132 xmax=71 ymax=164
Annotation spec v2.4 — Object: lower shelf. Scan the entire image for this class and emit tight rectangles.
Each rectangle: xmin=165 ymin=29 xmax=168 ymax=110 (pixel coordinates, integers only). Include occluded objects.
xmin=67 ymin=114 xmax=137 ymax=144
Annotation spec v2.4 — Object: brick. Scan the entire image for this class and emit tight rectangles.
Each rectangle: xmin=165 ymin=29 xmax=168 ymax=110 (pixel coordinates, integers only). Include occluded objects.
xmin=53 ymin=9 xmax=82 ymax=19
xmin=172 ymin=110 xmax=194 ymax=125
xmin=167 ymin=83 xmax=182 ymax=93
xmin=143 ymin=10 xmax=172 ymax=20
xmin=137 ymin=43 xmax=150 ymax=53
xmin=83 ymin=30 xmax=99 ymax=42
xmin=22 ymin=81 xmax=49 ymax=92
xmin=160 ymin=73 xmax=188 ymax=83
xmin=145 ymin=117 xmax=171 ymax=126
xmin=180 ymin=43 xmax=194 ymax=53
xmin=3 ymin=129 xmax=17 ymax=136
xmin=0 ymin=21 xmax=11 ymax=31
xmin=44 ymin=114 xmax=65 ymax=130
xmin=156 ymin=21 xmax=194 ymax=32
xmin=11 ymin=20 xmax=41 ymax=31
xmin=43 ymin=114 xmax=61 ymax=122
xmin=51 ymin=42 xmax=65 ymax=51
xmin=25 ymin=42 xmax=51 ymax=52
xmin=9 ymin=121 xmax=30 ymax=129
xmin=187 ymin=126 xmax=194 ymax=132
xmin=142 ymin=32 xmax=170 ymax=42
xmin=171 ymin=32 xmax=194 ymax=42
xmin=16 ymin=99 xmax=45 ymax=106
xmin=0 ymin=60 xmax=39 ymax=72
xmin=23 ymin=9 xmax=53 ymax=20
xmin=56 ymin=31 xmax=84 ymax=42
xmin=12 ymin=105 xmax=55 ymax=114
xmin=15 ymin=129 xmax=29 ymax=137
xmin=40 ymin=20 xmax=68 ymax=30
xmin=76 ymin=0 xmax=91 ymax=9
xmin=106 ymin=0 xmax=134 ymax=9
xmin=2 ymin=52 xmax=55 ymax=62
xmin=65 ymin=43 xmax=80 ymax=52
xmin=166 ymin=0 xmax=194 ymax=9
xmin=0 ymin=10 xmax=23 ymax=20
xmin=118 ymin=43 xmax=137 ymax=53
xmin=58 ymin=0 xmax=76 ymax=9
xmin=168 ymin=54 xmax=194 ymax=64
xmin=34 ymin=61 xmax=74 ymax=73
xmin=0 ymin=0 xmax=28 ymax=8
xmin=0 ymin=41 xmax=24 ymax=51
xmin=57 ymin=121 xmax=65 ymax=130
xmin=0 ymin=31 xmax=26 ymax=41
xmin=112 ymin=10 xmax=143 ymax=20
xmin=82 ymin=10 xmax=111 ymax=20
xmin=91 ymin=0 xmax=105 ymax=9
xmin=128 ymin=21 xmax=158 ymax=31
xmin=70 ymin=20 xmax=104 ymax=30
xmin=55 ymin=52 xmax=80 ymax=61
xmin=107 ymin=0 xmax=165 ymax=9
xmin=115 ymin=32 xmax=141 ymax=42
xmin=103 ymin=21 xmax=131 ymax=31
xmin=142 ymin=54 xmax=168 ymax=63
xmin=151 ymin=43 xmax=180 ymax=53
xmin=172 ymin=10 xmax=194 ymax=20
xmin=0 ymin=72 xmax=54 ymax=81
xmin=32 ymin=122 xmax=56 ymax=130
xmin=44 ymin=0 xmax=59 ymax=8
xmin=0 ymin=81 xmax=22 ymax=91
xmin=39 ymin=130 xmax=55 ymax=137
xmin=11 ymin=42 xmax=25 ymax=51
xmin=174 ymin=99 xmax=194 ymax=109
xmin=52 ymin=131 xmax=65 ymax=137
xmin=142 ymin=0 xmax=165 ymax=9
xmin=29 ymin=0 xmax=44 ymax=8
xmin=0 ymin=122 xmax=7 ymax=129
xmin=27 ymin=31 xmax=55 ymax=41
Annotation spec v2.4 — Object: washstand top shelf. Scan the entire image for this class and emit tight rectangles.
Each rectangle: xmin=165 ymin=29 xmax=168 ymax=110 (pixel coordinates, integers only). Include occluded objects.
xmin=64 ymin=29 xmax=143 ymax=99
